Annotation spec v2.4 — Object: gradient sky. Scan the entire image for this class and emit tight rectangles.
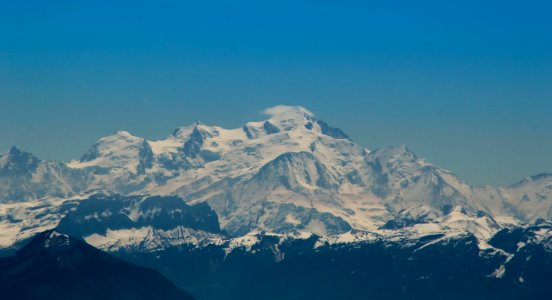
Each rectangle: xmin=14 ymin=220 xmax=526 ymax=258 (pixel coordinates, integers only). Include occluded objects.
xmin=1 ymin=0 xmax=551 ymax=186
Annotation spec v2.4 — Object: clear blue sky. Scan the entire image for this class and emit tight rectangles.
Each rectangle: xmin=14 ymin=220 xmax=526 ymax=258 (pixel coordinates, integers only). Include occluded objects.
xmin=1 ymin=0 xmax=551 ymax=186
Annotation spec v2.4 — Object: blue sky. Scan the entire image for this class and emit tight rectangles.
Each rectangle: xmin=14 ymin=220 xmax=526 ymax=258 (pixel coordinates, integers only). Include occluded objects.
xmin=0 ymin=0 xmax=551 ymax=186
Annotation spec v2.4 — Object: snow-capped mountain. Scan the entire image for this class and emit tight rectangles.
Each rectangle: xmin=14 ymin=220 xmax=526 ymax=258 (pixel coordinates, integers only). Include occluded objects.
xmin=67 ymin=130 xmax=155 ymax=193
xmin=0 ymin=146 xmax=84 ymax=201
xmin=2 ymin=193 xmax=551 ymax=300
xmin=0 ymin=105 xmax=551 ymax=241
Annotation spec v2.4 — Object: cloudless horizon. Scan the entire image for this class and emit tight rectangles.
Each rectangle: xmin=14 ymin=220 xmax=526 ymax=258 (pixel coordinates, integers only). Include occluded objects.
xmin=1 ymin=0 xmax=551 ymax=186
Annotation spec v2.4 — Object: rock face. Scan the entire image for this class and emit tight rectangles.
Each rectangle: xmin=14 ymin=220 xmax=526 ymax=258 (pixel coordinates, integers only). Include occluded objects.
xmin=56 ymin=194 xmax=224 ymax=252
xmin=0 ymin=230 xmax=194 ymax=300
xmin=0 ymin=105 xmax=551 ymax=237
xmin=56 ymin=194 xmax=221 ymax=237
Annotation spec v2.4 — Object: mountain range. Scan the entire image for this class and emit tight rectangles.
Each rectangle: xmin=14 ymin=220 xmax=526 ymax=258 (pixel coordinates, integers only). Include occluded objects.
xmin=1 ymin=105 xmax=551 ymax=299
xmin=1 ymin=106 xmax=551 ymax=238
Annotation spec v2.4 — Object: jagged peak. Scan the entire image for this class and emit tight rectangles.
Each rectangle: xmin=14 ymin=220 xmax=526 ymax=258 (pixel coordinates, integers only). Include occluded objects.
xmin=8 ymin=145 xmax=21 ymax=154
xmin=171 ymin=121 xmax=218 ymax=141
xmin=3 ymin=145 xmax=36 ymax=157
xmin=191 ymin=122 xmax=218 ymax=136
xmin=0 ymin=145 xmax=41 ymax=171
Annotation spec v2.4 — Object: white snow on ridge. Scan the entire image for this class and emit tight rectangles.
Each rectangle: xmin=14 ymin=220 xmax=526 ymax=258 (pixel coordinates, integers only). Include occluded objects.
xmin=67 ymin=130 xmax=145 ymax=172
xmin=84 ymin=226 xmax=224 ymax=252
xmin=0 ymin=105 xmax=551 ymax=244
xmin=148 ymin=138 xmax=182 ymax=155
xmin=0 ymin=198 xmax=74 ymax=248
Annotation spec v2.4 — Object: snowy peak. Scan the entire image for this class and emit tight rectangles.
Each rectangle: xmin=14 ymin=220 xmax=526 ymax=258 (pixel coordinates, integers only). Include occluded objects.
xmin=0 ymin=146 xmax=81 ymax=202
xmin=181 ymin=123 xmax=219 ymax=158
xmin=70 ymin=130 xmax=152 ymax=173
xmin=192 ymin=122 xmax=220 ymax=138
xmin=79 ymin=130 xmax=144 ymax=162
xmin=261 ymin=105 xmax=350 ymax=140
xmin=170 ymin=122 xmax=219 ymax=140
xmin=0 ymin=146 xmax=40 ymax=175
xmin=360 ymin=144 xmax=487 ymax=221
xmin=160 ymin=122 xmax=226 ymax=165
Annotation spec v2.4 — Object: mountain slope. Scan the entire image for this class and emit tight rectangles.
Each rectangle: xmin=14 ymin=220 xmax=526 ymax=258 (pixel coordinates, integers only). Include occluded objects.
xmin=0 ymin=230 xmax=194 ymax=300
